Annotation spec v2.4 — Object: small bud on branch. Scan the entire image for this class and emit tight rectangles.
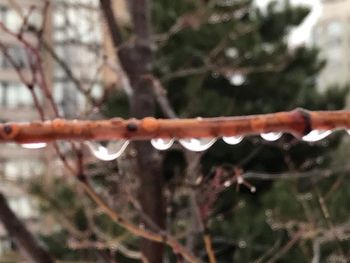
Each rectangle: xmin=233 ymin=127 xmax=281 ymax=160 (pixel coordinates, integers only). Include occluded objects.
xmin=0 ymin=108 xmax=349 ymax=143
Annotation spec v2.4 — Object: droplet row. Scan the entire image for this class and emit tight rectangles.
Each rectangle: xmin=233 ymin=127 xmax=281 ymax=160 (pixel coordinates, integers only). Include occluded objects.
xmin=17 ymin=129 xmax=343 ymax=161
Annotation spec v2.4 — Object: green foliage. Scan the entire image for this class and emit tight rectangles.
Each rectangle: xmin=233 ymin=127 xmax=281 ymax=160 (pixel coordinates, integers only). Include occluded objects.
xmin=150 ymin=0 xmax=349 ymax=262
xmin=33 ymin=0 xmax=349 ymax=262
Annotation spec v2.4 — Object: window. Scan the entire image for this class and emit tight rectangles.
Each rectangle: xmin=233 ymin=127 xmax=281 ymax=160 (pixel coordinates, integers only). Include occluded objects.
xmin=53 ymin=12 xmax=66 ymax=28
xmin=91 ymin=84 xmax=103 ymax=100
xmin=53 ymin=4 xmax=101 ymax=44
xmin=53 ymin=82 xmax=64 ymax=104
xmin=54 ymin=81 xmax=85 ymax=116
xmin=8 ymin=196 xmax=36 ymax=219
xmin=327 ymin=20 xmax=342 ymax=37
xmin=6 ymin=9 xmax=22 ymax=31
xmin=7 ymin=46 xmax=28 ymax=68
xmin=326 ymin=20 xmax=343 ymax=46
xmin=0 ymin=82 xmax=33 ymax=108
xmin=1 ymin=6 xmax=41 ymax=32
xmin=0 ymin=5 xmax=6 ymax=23
xmin=4 ymin=159 xmax=45 ymax=180
xmin=0 ymin=46 xmax=28 ymax=69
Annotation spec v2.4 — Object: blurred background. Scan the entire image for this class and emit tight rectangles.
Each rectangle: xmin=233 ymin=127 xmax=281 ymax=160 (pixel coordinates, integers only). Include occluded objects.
xmin=0 ymin=0 xmax=350 ymax=262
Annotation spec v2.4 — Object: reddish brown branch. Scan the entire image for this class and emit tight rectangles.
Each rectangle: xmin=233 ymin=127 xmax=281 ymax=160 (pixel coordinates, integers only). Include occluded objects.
xmin=0 ymin=109 xmax=349 ymax=143
xmin=80 ymin=181 xmax=201 ymax=263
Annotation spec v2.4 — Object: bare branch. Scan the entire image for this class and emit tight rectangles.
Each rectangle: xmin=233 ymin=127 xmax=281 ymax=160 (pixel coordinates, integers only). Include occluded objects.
xmin=0 ymin=108 xmax=348 ymax=143
xmin=0 ymin=191 xmax=54 ymax=263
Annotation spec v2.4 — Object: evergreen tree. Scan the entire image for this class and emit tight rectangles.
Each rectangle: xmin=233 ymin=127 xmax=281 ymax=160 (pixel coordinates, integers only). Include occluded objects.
xmin=150 ymin=0 xmax=349 ymax=261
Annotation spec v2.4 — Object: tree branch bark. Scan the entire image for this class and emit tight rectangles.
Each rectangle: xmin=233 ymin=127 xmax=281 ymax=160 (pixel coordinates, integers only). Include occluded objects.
xmin=1 ymin=108 xmax=348 ymax=143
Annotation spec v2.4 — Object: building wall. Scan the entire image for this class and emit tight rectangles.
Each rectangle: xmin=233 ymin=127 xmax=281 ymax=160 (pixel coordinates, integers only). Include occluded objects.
xmin=314 ymin=0 xmax=350 ymax=92
xmin=0 ymin=0 xmax=108 ymax=257
xmin=0 ymin=0 xmax=48 ymax=257
xmin=0 ymin=0 xmax=129 ymax=256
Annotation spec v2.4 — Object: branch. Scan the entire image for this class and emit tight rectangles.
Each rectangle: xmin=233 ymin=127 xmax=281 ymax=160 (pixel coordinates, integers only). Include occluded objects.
xmin=0 ymin=108 xmax=348 ymax=143
xmin=79 ymin=180 xmax=201 ymax=263
xmin=144 ymin=75 xmax=177 ymax=118
xmin=0 ymin=21 xmax=59 ymax=117
xmin=129 ymin=0 xmax=151 ymax=41
xmin=41 ymin=40 xmax=98 ymax=106
xmin=99 ymin=0 xmax=124 ymax=45
xmin=0 ymin=191 xmax=54 ymax=263
xmin=203 ymin=231 xmax=217 ymax=263
xmin=266 ymin=230 xmax=303 ymax=263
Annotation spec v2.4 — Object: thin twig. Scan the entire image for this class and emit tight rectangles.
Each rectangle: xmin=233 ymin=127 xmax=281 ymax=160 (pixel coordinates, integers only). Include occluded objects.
xmin=80 ymin=181 xmax=202 ymax=263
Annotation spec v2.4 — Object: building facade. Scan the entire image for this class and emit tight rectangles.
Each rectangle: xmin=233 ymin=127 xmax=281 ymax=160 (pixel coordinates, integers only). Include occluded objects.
xmin=0 ymin=0 xmax=47 ymax=259
xmin=0 ymin=0 xmax=128 ymax=259
xmin=313 ymin=0 xmax=350 ymax=92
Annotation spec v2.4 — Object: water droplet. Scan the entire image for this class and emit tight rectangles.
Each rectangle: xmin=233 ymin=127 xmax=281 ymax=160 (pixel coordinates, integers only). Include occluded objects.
xmin=238 ymin=240 xmax=247 ymax=248
xmin=21 ymin=142 xmax=47 ymax=149
xmin=179 ymin=138 xmax=216 ymax=152
xmin=238 ymin=200 xmax=245 ymax=208
xmin=150 ymin=138 xmax=174 ymax=150
xmin=86 ymin=140 xmax=129 ymax=161
xmin=224 ymin=180 xmax=231 ymax=188
xmin=261 ymin=132 xmax=282 ymax=141
xmin=229 ymin=73 xmax=245 ymax=85
xmin=250 ymin=186 xmax=256 ymax=193
xmin=195 ymin=176 xmax=203 ymax=185
xmin=211 ymin=72 xmax=220 ymax=78
xmin=237 ymin=176 xmax=244 ymax=184
xmin=222 ymin=135 xmax=243 ymax=145
xmin=225 ymin=47 xmax=238 ymax=58
xmin=302 ymin=130 xmax=332 ymax=142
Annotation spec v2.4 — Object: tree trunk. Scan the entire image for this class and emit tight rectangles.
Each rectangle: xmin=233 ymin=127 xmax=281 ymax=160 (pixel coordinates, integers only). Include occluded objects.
xmin=130 ymin=77 xmax=165 ymax=263
xmin=100 ymin=0 xmax=165 ymax=261
xmin=0 ymin=192 xmax=54 ymax=263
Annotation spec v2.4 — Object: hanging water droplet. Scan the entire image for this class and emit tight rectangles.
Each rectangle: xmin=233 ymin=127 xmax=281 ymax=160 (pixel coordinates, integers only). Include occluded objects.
xmin=211 ymin=72 xmax=220 ymax=78
xmin=229 ymin=73 xmax=245 ymax=85
xmin=261 ymin=132 xmax=282 ymax=141
xmin=223 ymin=135 xmax=243 ymax=145
xmin=195 ymin=176 xmax=203 ymax=185
xmin=179 ymin=138 xmax=216 ymax=152
xmin=150 ymin=138 xmax=174 ymax=151
xmin=238 ymin=240 xmax=247 ymax=248
xmin=21 ymin=142 xmax=47 ymax=149
xmin=224 ymin=180 xmax=231 ymax=188
xmin=237 ymin=176 xmax=244 ymax=184
xmin=225 ymin=47 xmax=238 ymax=59
xmin=250 ymin=186 xmax=256 ymax=193
xmin=302 ymin=130 xmax=332 ymax=142
xmin=86 ymin=140 xmax=129 ymax=161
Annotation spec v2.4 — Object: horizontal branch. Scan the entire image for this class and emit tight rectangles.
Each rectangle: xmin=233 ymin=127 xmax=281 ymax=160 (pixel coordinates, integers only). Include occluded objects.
xmin=0 ymin=108 xmax=349 ymax=143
